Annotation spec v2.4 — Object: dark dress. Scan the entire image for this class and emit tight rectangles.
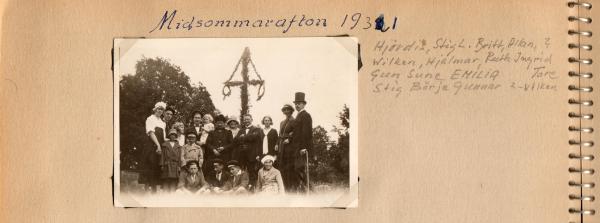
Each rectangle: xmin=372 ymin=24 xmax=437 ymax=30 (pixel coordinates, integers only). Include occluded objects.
xmin=185 ymin=125 xmax=203 ymax=140
xmin=204 ymin=128 xmax=234 ymax=177
xmin=142 ymin=127 xmax=164 ymax=187
xmin=277 ymin=117 xmax=298 ymax=191
xmin=206 ymin=128 xmax=234 ymax=161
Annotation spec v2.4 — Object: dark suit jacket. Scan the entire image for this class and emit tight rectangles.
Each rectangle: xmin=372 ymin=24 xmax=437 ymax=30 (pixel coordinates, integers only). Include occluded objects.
xmin=233 ymin=125 xmax=262 ymax=162
xmin=293 ymin=110 xmax=313 ymax=153
xmin=207 ymin=170 xmax=232 ymax=190
xmin=185 ymin=124 xmax=203 ymax=139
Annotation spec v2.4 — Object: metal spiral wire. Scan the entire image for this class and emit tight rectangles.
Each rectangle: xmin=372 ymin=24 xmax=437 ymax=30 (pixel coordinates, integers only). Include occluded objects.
xmin=567 ymin=1 xmax=595 ymax=218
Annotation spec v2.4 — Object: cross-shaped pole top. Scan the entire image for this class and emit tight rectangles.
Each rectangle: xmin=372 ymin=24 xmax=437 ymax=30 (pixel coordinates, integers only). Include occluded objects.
xmin=222 ymin=47 xmax=266 ymax=117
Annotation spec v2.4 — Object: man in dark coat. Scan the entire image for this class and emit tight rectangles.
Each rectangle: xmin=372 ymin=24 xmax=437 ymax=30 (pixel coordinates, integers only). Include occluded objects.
xmin=292 ymin=92 xmax=313 ymax=193
xmin=232 ymin=114 xmax=262 ymax=191
xmin=206 ymin=159 xmax=232 ymax=193
xmin=204 ymin=115 xmax=234 ymax=176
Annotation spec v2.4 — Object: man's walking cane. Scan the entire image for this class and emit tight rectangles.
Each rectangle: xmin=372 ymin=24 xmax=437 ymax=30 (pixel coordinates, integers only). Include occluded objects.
xmin=305 ymin=151 xmax=310 ymax=196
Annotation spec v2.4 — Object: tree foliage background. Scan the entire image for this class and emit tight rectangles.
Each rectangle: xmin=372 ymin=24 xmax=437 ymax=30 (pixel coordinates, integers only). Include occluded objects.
xmin=119 ymin=57 xmax=216 ymax=170
xmin=309 ymin=105 xmax=350 ymax=187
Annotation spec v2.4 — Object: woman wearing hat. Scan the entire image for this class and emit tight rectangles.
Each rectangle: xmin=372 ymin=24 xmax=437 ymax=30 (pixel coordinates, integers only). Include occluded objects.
xmin=161 ymin=128 xmax=182 ymax=193
xmin=255 ymin=155 xmax=285 ymax=195
xmin=277 ymin=104 xmax=297 ymax=191
xmin=227 ymin=116 xmax=241 ymax=141
xmin=206 ymin=115 xmax=234 ymax=163
xmin=141 ymin=101 xmax=168 ymax=193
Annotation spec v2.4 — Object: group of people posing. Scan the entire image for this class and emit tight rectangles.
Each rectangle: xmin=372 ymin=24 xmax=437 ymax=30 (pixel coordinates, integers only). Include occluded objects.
xmin=138 ymin=92 xmax=313 ymax=196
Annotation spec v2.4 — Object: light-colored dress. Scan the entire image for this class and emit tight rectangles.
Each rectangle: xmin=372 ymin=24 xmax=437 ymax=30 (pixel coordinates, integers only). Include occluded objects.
xmin=256 ymin=167 xmax=285 ymax=194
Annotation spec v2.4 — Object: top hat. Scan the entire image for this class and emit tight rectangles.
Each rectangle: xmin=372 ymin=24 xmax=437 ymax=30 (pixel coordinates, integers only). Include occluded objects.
xmin=293 ymin=92 xmax=306 ymax=103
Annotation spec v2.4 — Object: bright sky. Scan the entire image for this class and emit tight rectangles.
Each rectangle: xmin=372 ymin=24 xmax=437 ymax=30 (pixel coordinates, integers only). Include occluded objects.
xmin=116 ymin=37 xmax=357 ymax=138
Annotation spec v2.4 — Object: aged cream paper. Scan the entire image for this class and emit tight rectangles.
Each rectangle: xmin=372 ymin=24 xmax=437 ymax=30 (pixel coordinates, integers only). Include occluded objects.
xmin=0 ymin=0 xmax=582 ymax=222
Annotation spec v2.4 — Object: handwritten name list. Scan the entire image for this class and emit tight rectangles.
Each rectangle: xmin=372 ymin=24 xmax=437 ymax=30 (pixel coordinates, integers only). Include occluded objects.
xmin=369 ymin=37 xmax=557 ymax=97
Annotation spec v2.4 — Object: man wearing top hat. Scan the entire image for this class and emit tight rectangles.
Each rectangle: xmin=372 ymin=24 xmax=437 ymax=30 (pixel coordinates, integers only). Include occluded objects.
xmin=292 ymin=92 xmax=313 ymax=193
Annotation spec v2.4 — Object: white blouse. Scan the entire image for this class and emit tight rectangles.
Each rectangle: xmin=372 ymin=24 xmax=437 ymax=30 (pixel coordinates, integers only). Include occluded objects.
xmin=262 ymin=127 xmax=272 ymax=155
xmin=231 ymin=128 xmax=240 ymax=138
xmin=145 ymin=115 xmax=166 ymax=140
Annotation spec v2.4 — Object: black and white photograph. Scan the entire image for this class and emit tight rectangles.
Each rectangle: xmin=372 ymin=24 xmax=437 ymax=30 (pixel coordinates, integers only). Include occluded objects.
xmin=113 ymin=37 xmax=358 ymax=207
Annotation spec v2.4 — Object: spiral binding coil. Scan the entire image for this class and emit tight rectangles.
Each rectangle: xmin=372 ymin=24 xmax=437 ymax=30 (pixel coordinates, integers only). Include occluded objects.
xmin=567 ymin=1 xmax=595 ymax=219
